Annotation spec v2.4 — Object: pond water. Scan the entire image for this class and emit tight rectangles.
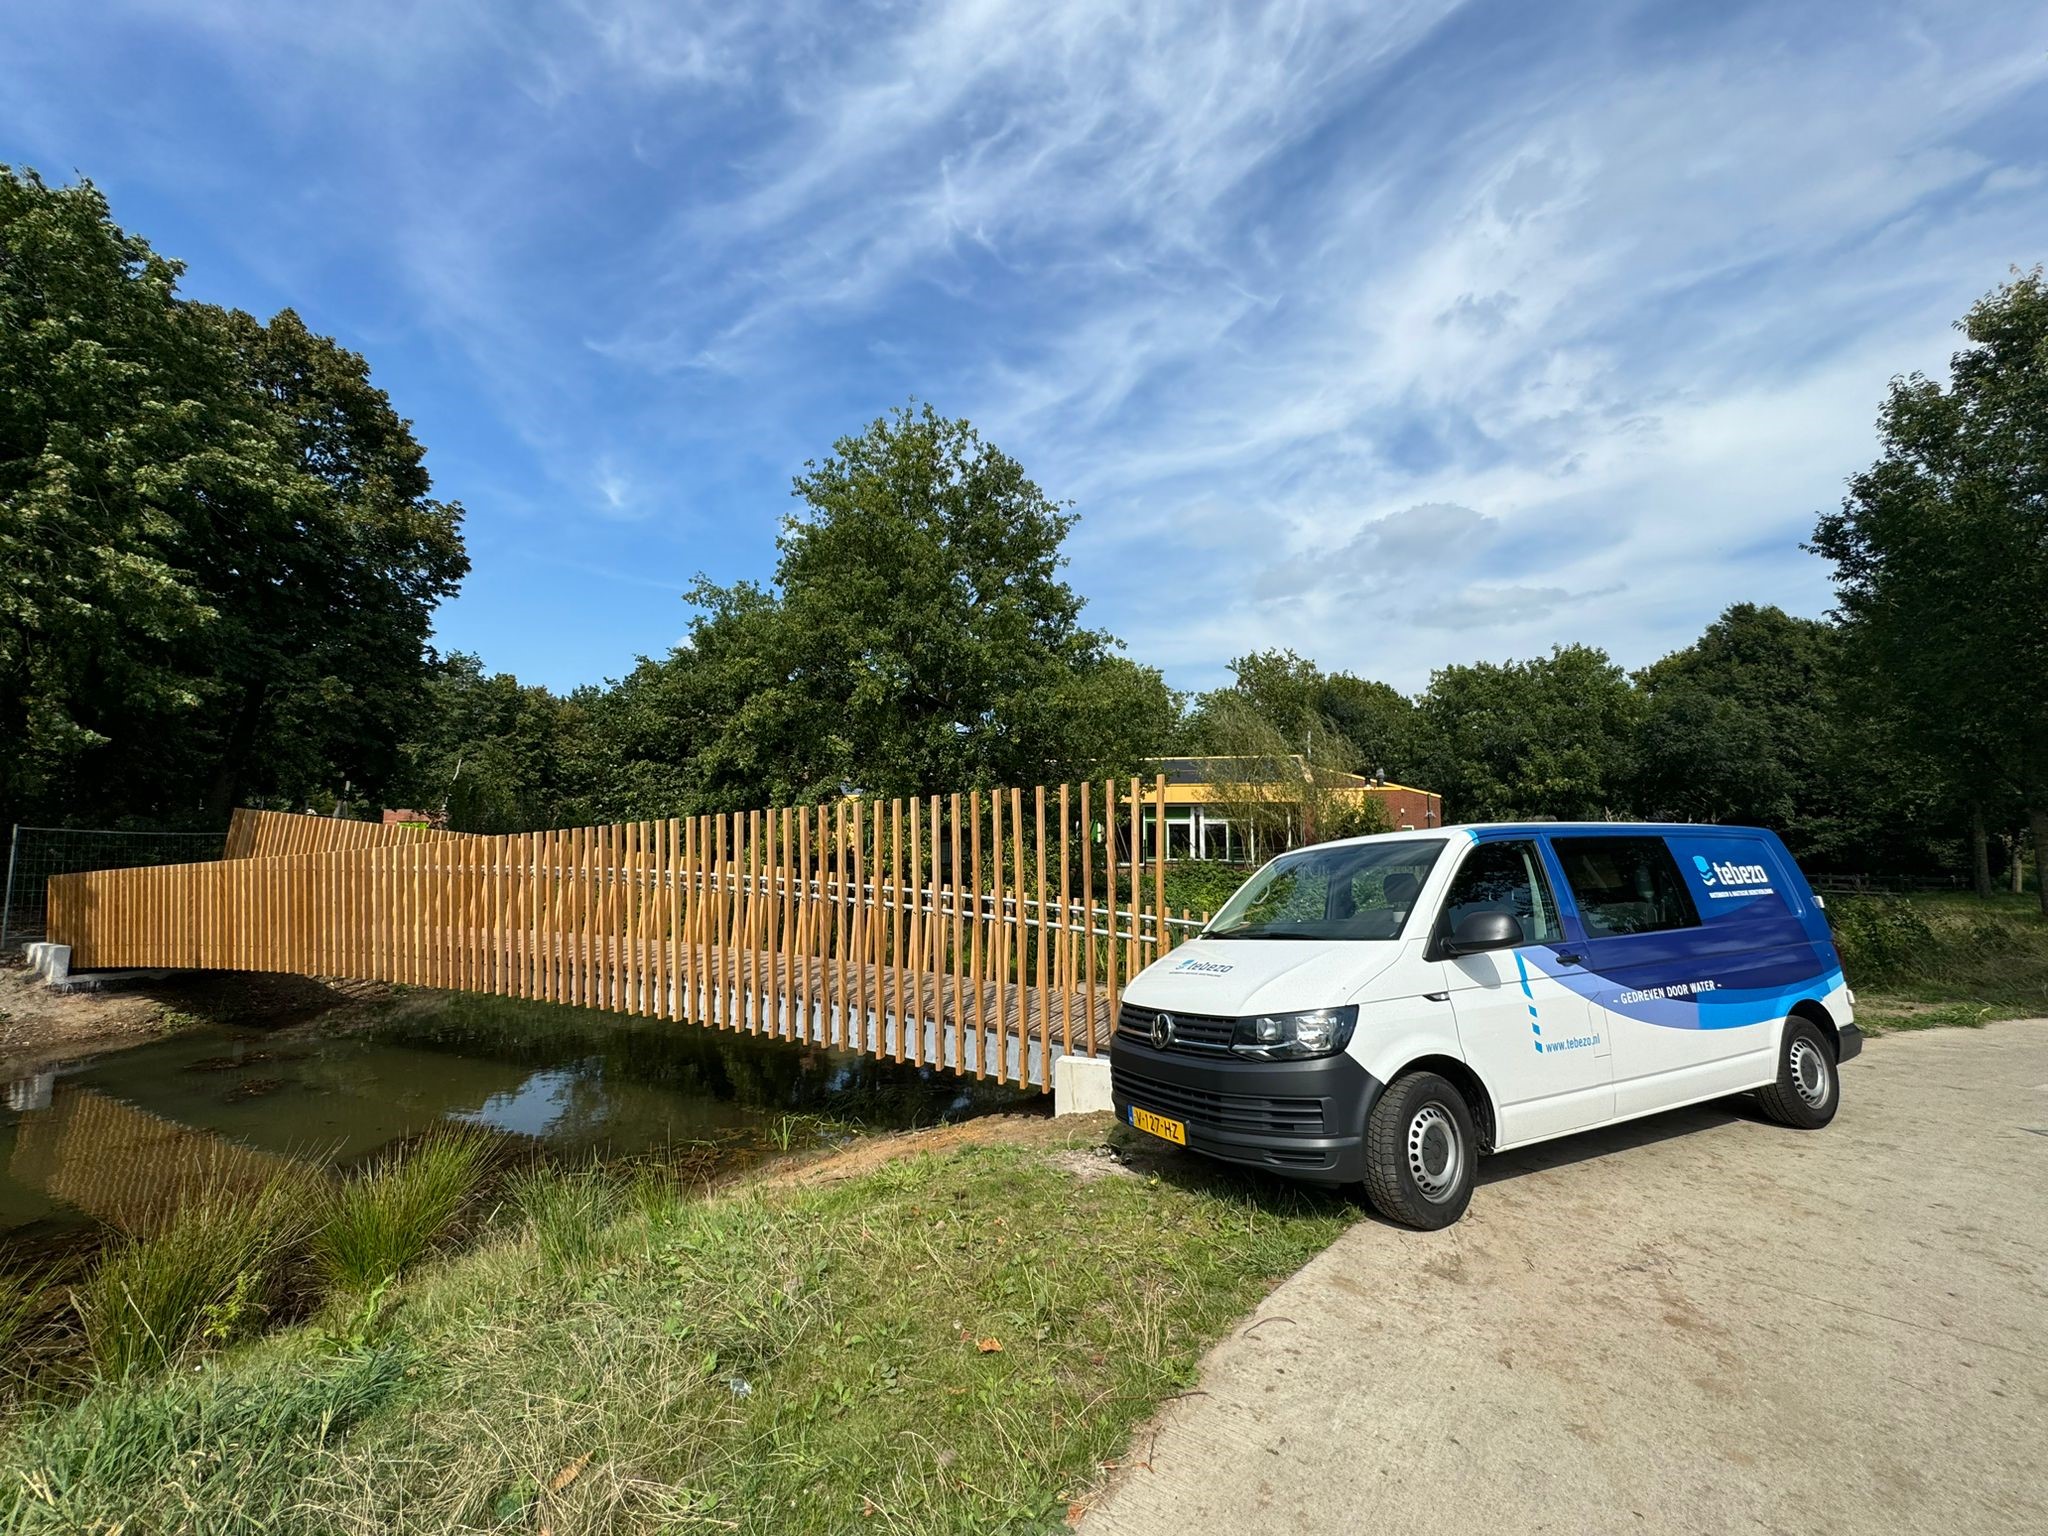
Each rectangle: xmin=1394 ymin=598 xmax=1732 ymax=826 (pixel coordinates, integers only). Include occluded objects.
xmin=0 ymin=992 xmax=1037 ymax=1254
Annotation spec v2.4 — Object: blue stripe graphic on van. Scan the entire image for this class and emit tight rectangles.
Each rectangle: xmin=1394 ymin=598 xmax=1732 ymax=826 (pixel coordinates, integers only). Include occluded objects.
xmin=1515 ymin=952 xmax=1544 ymax=1052
xmin=1526 ymin=952 xmax=1843 ymax=1032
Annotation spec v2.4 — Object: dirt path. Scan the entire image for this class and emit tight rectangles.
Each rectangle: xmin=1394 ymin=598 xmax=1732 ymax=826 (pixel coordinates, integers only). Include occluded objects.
xmin=1079 ymin=1020 xmax=2048 ymax=1536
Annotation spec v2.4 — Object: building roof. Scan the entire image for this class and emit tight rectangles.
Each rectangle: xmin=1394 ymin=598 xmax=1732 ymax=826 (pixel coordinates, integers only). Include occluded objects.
xmin=1148 ymin=756 xmax=1434 ymax=796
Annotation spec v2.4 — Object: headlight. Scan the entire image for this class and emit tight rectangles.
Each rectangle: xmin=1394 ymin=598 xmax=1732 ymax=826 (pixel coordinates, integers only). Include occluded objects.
xmin=1231 ymin=1006 xmax=1358 ymax=1061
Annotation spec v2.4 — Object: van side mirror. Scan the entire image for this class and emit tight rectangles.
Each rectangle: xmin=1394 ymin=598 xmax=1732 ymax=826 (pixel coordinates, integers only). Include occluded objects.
xmin=1442 ymin=910 xmax=1523 ymax=957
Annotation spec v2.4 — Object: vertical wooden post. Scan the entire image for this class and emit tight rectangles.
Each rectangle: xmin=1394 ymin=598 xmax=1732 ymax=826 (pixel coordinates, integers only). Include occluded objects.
xmin=684 ymin=817 xmax=701 ymax=1022
xmin=867 ymin=800 xmax=885 ymax=1059
xmin=968 ymin=790 xmax=985 ymax=1078
xmin=889 ymin=797 xmax=905 ymax=1061
xmin=788 ymin=805 xmax=805 ymax=1041
xmin=762 ymin=807 xmax=780 ymax=1037
xmin=1058 ymin=783 xmax=1073 ymax=1057
xmin=1102 ymin=779 xmax=1119 ymax=1040
xmin=852 ymin=798 xmax=869 ymax=1054
xmin=992 ymin=788 xmax=1009 ymax=1080
xmin=1034 ymin=785 xmax=1049 ymax=1085
xmin=1154 ymin=772 xmax=1169 ymax=969
xmin=905 ymin=796 xmax=924 ymax=1066
xmin=1127 ymin=775 xmax=1142 ymax=985
xmin=834 ymin=800 xmax=850 ymax=1050
xmin=1081 ymin=780 xmax=1097 ymax=1054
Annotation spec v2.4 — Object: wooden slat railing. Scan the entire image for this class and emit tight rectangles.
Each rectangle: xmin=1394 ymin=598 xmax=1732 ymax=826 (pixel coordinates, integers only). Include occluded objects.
xmin=50 ymin=778 xmax=1202 ymax=1089
xmin=224 ymin=807 xmax=471 ymax=860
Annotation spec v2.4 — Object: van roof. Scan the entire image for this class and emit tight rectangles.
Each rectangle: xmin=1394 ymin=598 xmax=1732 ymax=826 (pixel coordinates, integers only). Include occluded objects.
xmin=1315 ymin=820 xmax=1776 ymax=850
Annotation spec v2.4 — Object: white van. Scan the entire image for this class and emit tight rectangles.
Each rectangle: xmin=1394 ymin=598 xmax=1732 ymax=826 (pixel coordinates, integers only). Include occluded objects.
xmin=1110 ymin=823 xmax=1858 ymax=1228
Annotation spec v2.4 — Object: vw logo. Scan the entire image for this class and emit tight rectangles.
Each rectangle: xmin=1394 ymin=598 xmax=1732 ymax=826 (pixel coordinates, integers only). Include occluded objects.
xmin=1149 ymin=1011 xmax=1176 ymax=1050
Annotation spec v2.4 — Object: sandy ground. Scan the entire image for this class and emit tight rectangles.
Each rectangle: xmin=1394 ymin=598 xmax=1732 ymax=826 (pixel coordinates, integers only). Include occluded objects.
xmin=0 ymin=964 xmax=387 ymax=1076
xmin=1079 ymin=1021 xmax=2048 ymax=1536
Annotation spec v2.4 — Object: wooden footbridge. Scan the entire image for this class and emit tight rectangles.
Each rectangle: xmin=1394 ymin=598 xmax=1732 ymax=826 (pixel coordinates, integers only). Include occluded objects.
xmin=46 ymin=780 xmax=1206 ymax=1089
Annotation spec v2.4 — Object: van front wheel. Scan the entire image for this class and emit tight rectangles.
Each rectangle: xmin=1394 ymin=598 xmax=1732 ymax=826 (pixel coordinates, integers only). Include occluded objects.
xmin=1757 ymin=1018 xmax=1840 ymax=1129
xmin=1363 ymin=1071 xmax=1477 ymax=1230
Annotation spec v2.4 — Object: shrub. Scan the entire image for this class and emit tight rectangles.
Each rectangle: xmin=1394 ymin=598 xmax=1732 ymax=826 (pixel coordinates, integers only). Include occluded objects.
xmin=1828 ymin=897 xmax=1938 ymax=986
xmin=312 ymin=1130 xmax=493 ymax=1292
xmin=72 ymin=1175 xmax=319 ymax=1378
xmin=1163 ymin=861 xmax=1256 ymax=919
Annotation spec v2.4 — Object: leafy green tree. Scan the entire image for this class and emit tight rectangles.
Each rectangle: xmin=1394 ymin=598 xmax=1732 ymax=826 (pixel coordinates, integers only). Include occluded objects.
xmin=1 ymin=168 xmax=249 ymax=823
xmin=392 ymin=654 xmax=587 ymax=833
xmin=0 ymin=168 xmax=467 ymax=828
xmin=1633 ymin=606 xmax=1841 ymax=852
xmin=1188 ymin=650 xmax=1418 ymax=782
xmin=1811 ymin=269 xmax=2048 ymax=911
xmin=1411 ymin=644 xmax=1640 ymax=821
xmin=189 ymin=308 xmax=469 ymax=818
xmin=662 ymin=404 xmax=1175 ymax=808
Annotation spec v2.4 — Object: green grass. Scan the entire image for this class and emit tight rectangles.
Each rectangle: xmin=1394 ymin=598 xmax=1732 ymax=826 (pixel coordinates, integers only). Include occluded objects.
xmin=1830 ymin=891 xmax=2048 ymax=1032
xmin=0 ymin=1268 xmax=55 ymax=1386
xmin=1 ymin=1125 xmax=1353 ymax=1535
xmin=70 ymin=1173 xmax=323 ymax=1380
xmin=310 ymin=1129 xmax=494 ymax=1293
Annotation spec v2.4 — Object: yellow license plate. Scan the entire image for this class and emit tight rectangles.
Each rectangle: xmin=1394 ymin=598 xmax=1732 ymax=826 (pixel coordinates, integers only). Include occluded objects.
xmin=1129 ymin=1106 xmax=1186 ymax=1145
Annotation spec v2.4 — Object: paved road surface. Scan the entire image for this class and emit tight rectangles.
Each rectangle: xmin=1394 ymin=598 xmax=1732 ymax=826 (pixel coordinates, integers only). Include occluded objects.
xmin=1081 ymin=1021 xmax=2048 ymax=1536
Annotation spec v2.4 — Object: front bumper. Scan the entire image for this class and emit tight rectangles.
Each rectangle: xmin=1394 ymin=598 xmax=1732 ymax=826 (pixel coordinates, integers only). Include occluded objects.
xmin=1110 ymin=1034 xmax=1382 ymax=1184
xmin=1836 ymin=1022 xmax=1863 ymax=1063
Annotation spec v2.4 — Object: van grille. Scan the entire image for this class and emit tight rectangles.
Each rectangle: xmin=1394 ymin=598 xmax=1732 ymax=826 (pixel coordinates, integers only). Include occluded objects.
xmin=1112 ymin=1064 xmax=1326 ymax=1137
xmin=1115 ymin=1003 xmax=1235 ymax=1053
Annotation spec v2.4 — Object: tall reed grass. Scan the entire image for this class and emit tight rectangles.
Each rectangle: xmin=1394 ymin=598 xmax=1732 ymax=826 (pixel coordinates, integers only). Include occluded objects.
xmin=312 ymin=1129 xmax=493 ymax=1291
xmin=0 ymin=1265 xmax=55 ymax=1384
xmin=72 ymin=1173 xmax=320 ymax=1378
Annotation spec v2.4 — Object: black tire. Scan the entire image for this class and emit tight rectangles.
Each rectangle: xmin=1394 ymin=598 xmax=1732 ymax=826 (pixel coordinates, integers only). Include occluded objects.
xmin=1757 ymin=1017 xmax=1840 ymax=1129
xmin=1363 ymin=1071 xmax=1478 ymax=1230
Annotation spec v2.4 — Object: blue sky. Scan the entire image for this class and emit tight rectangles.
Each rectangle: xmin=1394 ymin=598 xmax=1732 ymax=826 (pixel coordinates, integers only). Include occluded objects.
xmin=5 ymin=1 xmax=2045 ymax=697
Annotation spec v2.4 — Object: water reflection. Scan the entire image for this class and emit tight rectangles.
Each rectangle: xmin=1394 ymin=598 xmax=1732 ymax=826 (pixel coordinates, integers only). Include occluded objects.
xmin=0 ymin=993 xmax=1035 ymax=1251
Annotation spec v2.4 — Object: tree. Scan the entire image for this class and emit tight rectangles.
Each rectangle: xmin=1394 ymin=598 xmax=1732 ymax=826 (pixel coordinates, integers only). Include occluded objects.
xmin=1411 ymin=645 xmax=1640 ymax=821
xmin=1811 ymin=269 xmax=2048 ymax=912
xmin=1190 ymin=650 xmax=1418 ymax=783
xmin=0 ymin=167 xmax=468 ymax=828
xmin=1190 ymin=692 xmax=1389 ymax=854
xmin=670 ymin=404 xmax=1175 ymax=807
xmin=1633 ymin=606 xmax=1840 ymax=852
xmin=198 ymin=309 xmax=468 ymax=817
xmin=1 ymin=168 xmax=248 ymax=824
xmin=391 ymin=654 xmax=586 ymax=833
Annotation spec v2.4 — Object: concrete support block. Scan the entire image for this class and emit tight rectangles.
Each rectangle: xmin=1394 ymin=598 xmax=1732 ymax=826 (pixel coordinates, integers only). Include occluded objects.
xmin=1053 ymin=1052 xmax=1114 ymax=1116
xmin=24 ymin=943 xmax=71 ymax=985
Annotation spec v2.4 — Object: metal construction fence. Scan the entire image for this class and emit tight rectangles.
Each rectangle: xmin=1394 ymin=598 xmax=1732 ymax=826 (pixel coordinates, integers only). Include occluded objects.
xmin=47 ymin=779 xmax=1215 ymax=1089
xmin=2 ymin=825 xmax=227 ymax=951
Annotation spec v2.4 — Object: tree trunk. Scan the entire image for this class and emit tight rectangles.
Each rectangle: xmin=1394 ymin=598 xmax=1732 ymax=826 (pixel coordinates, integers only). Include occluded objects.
xmin=1968 ymin=800 xmax=1993 ymax=900
xmin=2032 ymin=806 xmax=2048 ymax=919
xmin=2012 ymin=832 xmax=2027 ymax=895
xmin=205 ymin=679 xmax=269 ymax=825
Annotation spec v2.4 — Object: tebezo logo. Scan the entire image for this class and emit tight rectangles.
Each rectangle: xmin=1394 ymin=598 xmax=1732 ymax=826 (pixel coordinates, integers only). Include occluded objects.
xmin=1693 ymin=854 xmax=1770 ymax=887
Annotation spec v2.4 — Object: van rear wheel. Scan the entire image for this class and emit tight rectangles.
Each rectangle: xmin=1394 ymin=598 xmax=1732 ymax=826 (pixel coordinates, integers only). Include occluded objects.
xmin=1757 ymin=1018 xmax=1839 ymax=1129
xmin=1363 ymin=1071 xmax=1477 ymax=1230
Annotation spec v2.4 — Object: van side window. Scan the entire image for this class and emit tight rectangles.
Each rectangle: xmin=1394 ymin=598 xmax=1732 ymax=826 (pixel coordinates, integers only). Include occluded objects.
xmin=1437 ymin=839 xmax=1559 ymax=946
xmin=1554 ymin=836 xmax=1701 ymax=938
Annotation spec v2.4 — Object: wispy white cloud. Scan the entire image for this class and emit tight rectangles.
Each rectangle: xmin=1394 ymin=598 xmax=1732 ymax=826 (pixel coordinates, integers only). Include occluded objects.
xmin=5 ymin=0 xmax=2044 ymax=696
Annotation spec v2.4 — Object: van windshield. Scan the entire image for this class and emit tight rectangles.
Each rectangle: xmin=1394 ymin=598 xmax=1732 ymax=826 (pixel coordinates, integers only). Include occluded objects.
xmin=1206 ymin=840 xmax=1446 ymax=941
